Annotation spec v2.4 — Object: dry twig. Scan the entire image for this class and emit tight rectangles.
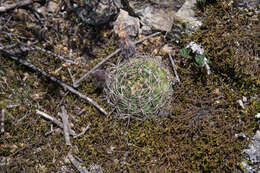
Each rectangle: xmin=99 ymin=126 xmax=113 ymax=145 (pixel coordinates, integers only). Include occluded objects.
xmin=36 ymin=110 xmax=76 ymax=136
xmin=3 ymin=53 xmax=107 ymax=115
xmin=0 ymin=0 xmax=32 ymax=13
xmin=168 ymin=52 xmax=180 ymax=83
xmin=68 ymin=152 xmax=89 ymax=173
xmin=60 ymin=106 xmax=71 ymax=146
xmin=1 ymin=109 xmax=5 ymax=133
xmin=73 ymin=32 xmax=161 ymax=88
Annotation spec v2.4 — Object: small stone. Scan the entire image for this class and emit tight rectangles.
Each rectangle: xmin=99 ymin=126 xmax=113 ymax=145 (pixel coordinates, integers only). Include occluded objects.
xmin=113 ymin=9 xmax=140 ymax=37
xmin=48 ymin=1 xmax=59 ymax=13
xmin=160 ymin=44 xmax=172 ymax=55
xmin=175 ymin=0 xmax=202 ymax=31
xmin=235 ymin=133 xmax=247 ymax=139
xmin=237 ymin=99 xmax=245 ymax=109
xmin=242 ymin=96 xmax=247 ymax=102
xmin=255 ymin=113 xmax=260 ymax=119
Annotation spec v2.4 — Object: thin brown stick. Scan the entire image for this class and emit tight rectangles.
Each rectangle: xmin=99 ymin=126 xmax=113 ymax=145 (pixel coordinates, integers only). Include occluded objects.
xmin=3 ymin=53 xmax=107 ymax=115
xmin=60 ymin=106 xmax=71 ymax=146
xmin=73 ymin=32 xmax=161 ymax=88
xmin=0 ymin=0 xmax=32 ymax=13
xmin=68 ymin=152 xmax=89 ymax=173
xmin=36 ymin=110 xmax=76 ymax=136
xmin=168 ymin=52 xmax=180 ymax=83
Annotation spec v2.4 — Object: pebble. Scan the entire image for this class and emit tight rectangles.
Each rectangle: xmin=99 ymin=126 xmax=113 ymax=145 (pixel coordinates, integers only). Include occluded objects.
xmin=237 ymin=99 xmax=245 ymax=109
xmin=255 ymin=113 xmax=260 ymax=119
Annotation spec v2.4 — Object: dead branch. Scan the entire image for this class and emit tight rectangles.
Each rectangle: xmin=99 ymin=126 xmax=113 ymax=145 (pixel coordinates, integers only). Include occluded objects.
xmin=1 ymin=109 xmax=5 ymax=133
xmin=60 ymin=106 xmax=72 ymax=146
xmin=30 ymin=44 xmax=76 ymax=64
xmin=68 ymin=152 xmax=89 ymax=173
xmin=3 ymin=52 xmax=107 ymax=115
xmin=168 ymin=52 xmax=180 ymax=83
xmin=0 ymin=42 xmax=76 ymax=64
xmin=0 ymin=0 xmax=32 ymax=13
xmin=73 ymin=48 xmax=121 ymax=88
xmin=36 ymin=110 xmax=76 ymax=136
xmin=73 ymin=32 xmax=161 ymax=88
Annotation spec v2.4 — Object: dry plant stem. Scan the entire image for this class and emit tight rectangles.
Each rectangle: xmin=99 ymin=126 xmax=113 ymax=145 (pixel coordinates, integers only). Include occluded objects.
xmin=73 ymin=48 xmax=121 ymax=87
xmin=73 ymin=32 xmax=161 ymax=88
xmin=60 ymin=106 xmax=71 ymax=146
xmin=5 ymin=53 xmax=107 ymax=115
xmin=0 ymin=0 xmax=32 ymax=13
xmin=73 ymin=123 xmax=91 ymax=139
xmin=0 ymin=43 xmax=75 ymax=64
xmin=36 ymin=110 xmax=76 ymax=136
xmin=168 ymin=52 xmax=180 ymax=83
xmin=30 ymin=45 xmax=76 ymax=64
xmin=1 ymin=109 xmax=5 ymax=133
xmin=68 ymin=152 xmax=89 ymax=173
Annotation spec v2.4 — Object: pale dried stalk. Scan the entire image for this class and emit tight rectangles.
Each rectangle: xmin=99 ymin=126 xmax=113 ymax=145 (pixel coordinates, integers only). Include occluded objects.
xmin=60 ymin=106 xmax=71 ymax=146
xmin=36 ymin=110 xmax=76 ymax=136
xmin=1 ymin=109 xmax=5 ymax=133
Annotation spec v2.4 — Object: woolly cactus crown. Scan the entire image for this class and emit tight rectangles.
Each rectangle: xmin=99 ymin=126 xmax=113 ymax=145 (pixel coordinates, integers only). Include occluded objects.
xmin=105 ymin=55 xmax=172 ymax=120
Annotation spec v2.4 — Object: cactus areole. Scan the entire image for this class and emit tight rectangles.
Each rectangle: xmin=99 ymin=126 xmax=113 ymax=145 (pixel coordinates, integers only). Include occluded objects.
xmin=105 ymin=55 xmax=172 ymax=120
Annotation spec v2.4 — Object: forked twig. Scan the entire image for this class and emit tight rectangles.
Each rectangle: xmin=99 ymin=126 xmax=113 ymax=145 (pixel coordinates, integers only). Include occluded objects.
xmin=73 ymin=32 xmax=161 ymax=88
xmin=3 ymin=52 xmax=107 ymax=115
xmin=36 ymin=110 xmax=76 ymax=136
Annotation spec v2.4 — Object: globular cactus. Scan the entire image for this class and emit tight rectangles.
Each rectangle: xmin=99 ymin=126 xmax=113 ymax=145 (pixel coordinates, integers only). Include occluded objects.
xmin=104 ymin=55 xmax=172 ymax=120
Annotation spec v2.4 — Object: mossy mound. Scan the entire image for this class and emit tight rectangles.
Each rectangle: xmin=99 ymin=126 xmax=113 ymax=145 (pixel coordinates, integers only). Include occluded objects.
xmin=105 ymin=55 xmax=172 ymax=119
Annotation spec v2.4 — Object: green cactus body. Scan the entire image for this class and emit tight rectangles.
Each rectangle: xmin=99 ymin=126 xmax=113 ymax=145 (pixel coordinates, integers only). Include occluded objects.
xmin=105 ymin=55 xmax=172 ymax=119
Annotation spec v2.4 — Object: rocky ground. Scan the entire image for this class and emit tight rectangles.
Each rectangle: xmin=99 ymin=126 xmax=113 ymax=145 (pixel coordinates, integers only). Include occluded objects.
xmin=0 ymin=0 xmax=259 ymax=172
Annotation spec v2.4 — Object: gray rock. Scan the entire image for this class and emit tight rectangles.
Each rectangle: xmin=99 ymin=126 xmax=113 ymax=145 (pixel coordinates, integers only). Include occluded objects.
xmin=113 ymin=9 xmax=140 ymax=37
xmin=233 ymin=0 xmax=260 ymax=10
xmin=244 ymin=130 xmax=260 ymax=163
xmin=75 ymin=0 xmax=119 ymax=26
xmin=136 ymin=3 xmax=176 ymax=34
xmin=175 ymin=0 xmax=202 ymax=31
xmin=166 ymin=0 xmax=203 ymax=44
xmin=149 ymin=0 xmax=185 ymax=11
